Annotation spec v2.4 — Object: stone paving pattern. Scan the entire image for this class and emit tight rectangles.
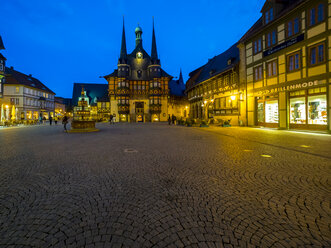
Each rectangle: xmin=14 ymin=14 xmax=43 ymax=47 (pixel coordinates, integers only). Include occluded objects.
xmin=0 ymin=123 xmax=330 ymax=247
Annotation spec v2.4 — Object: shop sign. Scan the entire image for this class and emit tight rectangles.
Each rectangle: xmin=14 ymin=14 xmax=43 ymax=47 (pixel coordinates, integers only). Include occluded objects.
xmin=257 ymin=80 xmax=320 ymax=95
xmin=263 ymin=33 xmax=304 ymax=57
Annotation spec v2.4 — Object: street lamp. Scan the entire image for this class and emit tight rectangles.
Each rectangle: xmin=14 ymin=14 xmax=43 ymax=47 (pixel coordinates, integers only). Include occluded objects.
xmin=230 ymin=95 xmax=236 ymax=101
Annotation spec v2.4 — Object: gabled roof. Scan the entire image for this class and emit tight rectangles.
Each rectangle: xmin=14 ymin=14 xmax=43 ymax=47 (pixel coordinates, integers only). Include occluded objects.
xmin=186 ymin=43 xmax=239 ymax=91
xmin=5 ymin=67 xmax=55 ymax=94
xmin=72 ymin=83 xmax=108 ymax=106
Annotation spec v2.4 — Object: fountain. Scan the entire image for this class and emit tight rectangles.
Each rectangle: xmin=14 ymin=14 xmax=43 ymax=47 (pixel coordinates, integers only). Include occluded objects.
xmin=69 ymin=86 xmax=99 ymax=132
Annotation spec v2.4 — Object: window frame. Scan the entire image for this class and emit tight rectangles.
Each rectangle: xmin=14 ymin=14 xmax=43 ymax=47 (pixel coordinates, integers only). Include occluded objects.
xmin=266 ymin=59 xmax=278 ymax=78
xmin=253 ymin=65 xmax=263 ymax=82
xmin=253 ymin=37 xmax=263 ymax=55
xmin=308 ymin=3 xmax=325 ymax=27
xmin=265 ymin=29 xmax=277 ymax=48
xmin=287 ymin=51 xmax=301 ymax=72
xmin=265 ymin=7 xmax=274 ymax=24
xmin=286 ymin=16 xmax=301 ymax=38
xmin=308 ymin=42 xmax=326 ymax=67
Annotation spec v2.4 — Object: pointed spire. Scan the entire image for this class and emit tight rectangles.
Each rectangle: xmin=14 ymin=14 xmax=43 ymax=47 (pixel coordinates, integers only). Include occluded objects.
xmin=0 ymin=36 xmax=5 ymax=50
xmin=178 ymin=68 xmax=184 ymax=84
xmin=119 ymin=17 xmax=127 ymax=62
xmin=151 ymin=17 xmax=158 ymax=62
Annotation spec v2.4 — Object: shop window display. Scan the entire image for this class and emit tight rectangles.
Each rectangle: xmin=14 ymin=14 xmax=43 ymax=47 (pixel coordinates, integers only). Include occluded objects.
xmin=257 ymin=102 xmax=264 ymax=123
xmin=290 ymin=97 xmax=306 ymax=124
xmin=265 ymin=100 xmax=278 ymax=123
xmin=308 ymin=95 xmax=327 ymax=124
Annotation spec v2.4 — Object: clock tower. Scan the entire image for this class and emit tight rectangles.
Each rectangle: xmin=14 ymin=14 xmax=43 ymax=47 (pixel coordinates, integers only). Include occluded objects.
xmin=104 ymin=19 xmax=173 ymax=122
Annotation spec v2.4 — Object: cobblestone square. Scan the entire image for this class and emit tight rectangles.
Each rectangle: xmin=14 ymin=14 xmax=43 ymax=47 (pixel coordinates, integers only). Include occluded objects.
xmin=0 ymin=123 xmax=330 ymax=247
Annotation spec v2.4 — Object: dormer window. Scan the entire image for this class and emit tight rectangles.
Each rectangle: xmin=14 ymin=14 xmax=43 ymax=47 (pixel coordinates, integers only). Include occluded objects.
xmin=265 ymin=8 xmax=274 ymax=24
xmin=0 ymin=63 xmax=3 ymax=71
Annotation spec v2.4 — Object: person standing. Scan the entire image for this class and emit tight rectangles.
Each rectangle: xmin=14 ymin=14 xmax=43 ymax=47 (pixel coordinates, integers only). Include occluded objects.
xmin=168 ymin=115 xmax=171 ymax=125
xmin=54 ymin=116 xmax=58 ymax=125
xmin=171 ymin=114 xmax=175 ymax=125
xmin=62 ymin=115 xmax=68 ymax=132
xmin=39 ymin=114 xmax=43 ymax=125
xmin=109 ymin=114 xmax=113 ymax=125
xmin=49 ymin=116 xmax=53 ymax=125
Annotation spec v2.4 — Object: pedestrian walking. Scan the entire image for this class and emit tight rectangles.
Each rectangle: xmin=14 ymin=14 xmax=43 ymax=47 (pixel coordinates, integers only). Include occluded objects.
xmin=171 ymin=114 xmax=175 ymax=125
xmin=168 ymin=115 xmax=171 ymax=125
xmin=62 ymin=115 xmax=68 ymax=132
xmin=54 ymin=116 xmax=58 ymax=125
xmin=109 ymin=114 xmax=113 ymax=125
xmin=49 ymin=116 xmax=53 ymax=125
xmin=43 ymin=117 xmax=46 ymax=124
xmin=38 ymin=115 xmax=42 ymax=125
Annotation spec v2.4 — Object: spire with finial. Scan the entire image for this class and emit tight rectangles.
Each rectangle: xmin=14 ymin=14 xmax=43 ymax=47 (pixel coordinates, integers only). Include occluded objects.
xmin=119 ymin=16 xmax=127 ymax=63
xmin=135 ymin=23 xmax=143 ymax=47
xmin=151 ymin=17 xmax=158 ymax=63
xmin=178 ymin=68 xmax=184 ymax=84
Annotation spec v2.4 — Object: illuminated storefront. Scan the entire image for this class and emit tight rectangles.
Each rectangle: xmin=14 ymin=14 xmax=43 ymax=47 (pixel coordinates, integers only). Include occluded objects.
xmin=289 ymin=86 xmax=327 ymax=129
xmin=254 ymin=81 xmax=328 ymax=130
xmin=257 ymin=96 xmax=279 ymax=127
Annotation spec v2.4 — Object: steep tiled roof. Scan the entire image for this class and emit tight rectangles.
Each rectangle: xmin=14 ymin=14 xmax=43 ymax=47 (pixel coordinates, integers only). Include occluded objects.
xmin=5 ymin=67 xmax=55 ymax=94
xmin=72 ymin=83 xmax=108 ymax=106
xmin=186 ymin=43 xmax=239 ymax=91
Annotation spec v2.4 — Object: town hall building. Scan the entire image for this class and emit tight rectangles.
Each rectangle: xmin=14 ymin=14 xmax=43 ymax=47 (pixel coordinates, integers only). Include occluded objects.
xmin=103 ymin=20 xmax=185 ymax=122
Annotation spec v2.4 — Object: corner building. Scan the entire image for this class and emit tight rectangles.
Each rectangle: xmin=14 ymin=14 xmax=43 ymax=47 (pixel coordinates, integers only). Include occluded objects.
xmin=186 ymin=43 xmax=246 ymax=126
xmin=239 ymin=0 xmax=330 ymax=130
xmin=104 ymin=21 xmax=172 ymax=122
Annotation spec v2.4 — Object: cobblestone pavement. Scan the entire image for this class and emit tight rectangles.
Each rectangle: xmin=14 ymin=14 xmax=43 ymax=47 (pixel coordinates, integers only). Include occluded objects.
xmin=0 ymin=123 xmax=330 ymax=247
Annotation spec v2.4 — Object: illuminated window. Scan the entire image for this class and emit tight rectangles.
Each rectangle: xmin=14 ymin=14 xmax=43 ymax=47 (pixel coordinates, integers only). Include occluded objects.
xmin=136 ymin=52 xmax=143 ymax=59
xmin=15 ymin=87 xmax=19 ymax=93
xmin=290 ymin=97 xmax=306 ymax=124
xmin=308 ymin=95 xmax=327 ymax=124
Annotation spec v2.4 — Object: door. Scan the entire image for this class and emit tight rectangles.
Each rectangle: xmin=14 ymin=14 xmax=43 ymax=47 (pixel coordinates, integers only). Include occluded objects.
xmin=135 ymin=102 xmax=144 ymax=122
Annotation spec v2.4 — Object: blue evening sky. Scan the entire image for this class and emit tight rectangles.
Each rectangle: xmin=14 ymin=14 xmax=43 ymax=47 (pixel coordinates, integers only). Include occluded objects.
xmin=2 ymin=0 xmax=265 ymax=98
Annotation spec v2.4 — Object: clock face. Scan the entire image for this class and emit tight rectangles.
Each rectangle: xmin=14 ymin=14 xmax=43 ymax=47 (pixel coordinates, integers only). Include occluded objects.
xmin=136 ymin=52 xmax=143 ymax=59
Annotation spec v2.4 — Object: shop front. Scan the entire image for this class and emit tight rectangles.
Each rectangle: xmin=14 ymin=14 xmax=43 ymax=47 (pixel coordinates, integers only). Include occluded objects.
xmin=253 ymin=80 xmax=328 ymax=130
xmin=289 ymin=87 xmax=327 ymax=130
xmin=256 ymin=95 xmax=279 ymax=128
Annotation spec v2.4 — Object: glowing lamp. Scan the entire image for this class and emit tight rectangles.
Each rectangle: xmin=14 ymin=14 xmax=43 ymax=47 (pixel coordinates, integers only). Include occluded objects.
xmin=230 ymin=95 xmax=236 ymax=101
